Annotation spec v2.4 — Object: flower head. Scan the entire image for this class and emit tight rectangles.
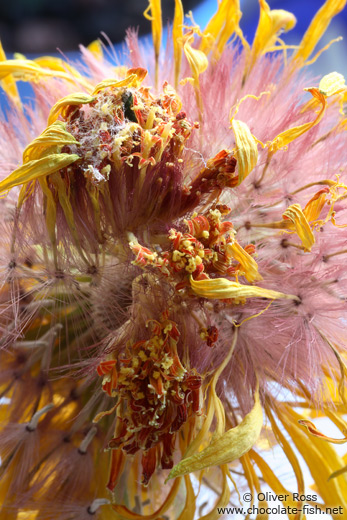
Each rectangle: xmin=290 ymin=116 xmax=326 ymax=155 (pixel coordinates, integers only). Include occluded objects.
xmin=1 ymin=1 xmax=347 ymax=519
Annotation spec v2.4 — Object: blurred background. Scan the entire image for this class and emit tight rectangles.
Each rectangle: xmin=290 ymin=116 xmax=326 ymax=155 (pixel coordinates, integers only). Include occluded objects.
xmin=0 ymin=0 xmax=346 ymax=76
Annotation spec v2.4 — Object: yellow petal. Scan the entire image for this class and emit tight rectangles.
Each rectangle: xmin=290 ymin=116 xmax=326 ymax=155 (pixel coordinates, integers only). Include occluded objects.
xmin=278 ymin=404 xmax=347 ymax=509
xmin=267 ymin=87 xmax=326 ymax=155
xmin=87 ymin=40 xmax=103 ymax=60
xmin=250 ymin=450 xmax=297 ymax=513
xmin=0 ymin=41 xmax=20 ymax=105
xmin=200 ymin=0 xmax=242 ymax=59
xmin=293 ymin=0 xmax=347 ymax=66
xmin=282 ymin=203 xmax=315 ymax=251
xmin=48 ymin=93 xmax=95 ymax=126
xmin=231 ymin=119 xmax=258 ymax=185
xmin=182 ymin=32 xmax=209 ymax=115
xmin=302 ymin=188 xmax=328 ymax=222
xmin=0 ymin=59 xmax=41 ymax=81
xmin=34 ymin=56 xmax=82 ymax=79
xmin=266 ymin=405 xmax=305 ymax=495
xmin=0 ymin=59 xmax=91 ymax=90
xmin=168 ymin=388 xmax=263 ymax=478
xmin=173 ymin=0 xmax=184 ymax=88
xmin=251 ymin=0 xmax=296 ymax=67
xmin=298 ymin=419 xmax=347 ymax=444
xmin=329 ymin=465 xmax=347 ymax=481
xmin=92 ymin=72 xmax=146 ymax=95
xmin=23 ymin=121 xmax=78 ymax=162
xmin=199 ymin=466 xmax=231 ymax=520
xmin=183 ymin=331 xmax=239 ymax=461
xmin=190 ymin=276 xmax=298 ymax=302
xmin=38 ymin=176 xmax=57 ymax=265
xmin=319 ymin=71 xmax=346 ymax=96
xmin=144 ymin=0 xmax=162 ymax=85
xmin=177 ymin=475 xmax=196 ymax=520
xmin=112 ymin=477 xmax=181 ymax=520
xmin=226 ymin=241 xmax=262 ymax=282
xmin=0 ymin=154 xmax=80 ymax=195
xmin=183 ymin=33 xmax=209 ymax=85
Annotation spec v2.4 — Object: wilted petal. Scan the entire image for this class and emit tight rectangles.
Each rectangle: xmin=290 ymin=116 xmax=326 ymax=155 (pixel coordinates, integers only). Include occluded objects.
xmin=190 ymin=276 xmax=297 ymax=301
xmin=231 ymin=119 xmax=258 ymax=185
xmin=168 ymin=389 xmax=263 ymax=478
xmin=283 ymin=203 xmax=315 ymax=251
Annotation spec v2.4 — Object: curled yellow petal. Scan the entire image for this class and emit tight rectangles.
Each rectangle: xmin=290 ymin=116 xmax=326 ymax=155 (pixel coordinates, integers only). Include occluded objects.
xmin=23 ymin=121 xmax=78 ymax=162
xmin=168 ymin=388 xmax=263 ymax=478
xmin=177 ymin=475 xmax=196 ymax=520
xmin=144 ymin=0 xmax=162 ymax=86
xmin=231 ymin=119 xmax=258 ymax=185
xmin=0 ymin=41 xmax=20 ymax=105
xmin=92 ymin=71 xmax=146 ymax=96
xmin=190 ymin=276 xmax=298 ymax=302
xmin=0 ymin=59 xmax=91 ymax=90
xmin=0 ymin=154 xmax=80 ymax=195
xmin=48 ymin=93 xmax=95 ymax=126
xmin=278 ymin=404 xmax=347 ymax=509
xmin=183 ymin=33 xmax=209 ymax=85
xmin=267 ymin=87 xmax=326 ymax=156
xmin=173 ymin=0 xmax=184 ymax=88
xmin=250 ymin=0 xmax=296 ymax=67
xmin=182 ymin=32 xmax=208 ymax=115
xmin=0 ymin=59 xmax=41 ymax=81
xmin=302 ymin=188 xmax=328 ymax=222
xmin=282 ymin=203 xmax=315 ymax=251
xmin=200 ymin=0 xmax=242 ymax=59
xmin=293 ymin=0 xmax=347 ymax=66
xmin=298 ymin=419 xmax=347 ymax=444
xmin=319 ymin=71 xmax=346 ymax=96
xmin=226 ymin=241 xmax=262 ymax=283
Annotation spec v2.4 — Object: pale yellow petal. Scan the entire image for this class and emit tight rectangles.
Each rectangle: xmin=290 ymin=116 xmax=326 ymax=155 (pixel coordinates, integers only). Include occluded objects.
xmin=293 ymin=0 xmax=347 ymax=66
xmin=183 ymin=331 xmax=239 ymax=461
xmin=283 ymin=203 xmax=315 ymax=251
xmin=0 ymin=154 xmax=80 ymax=195
xmin=168 ymin=389 xmax=263 ymax=478
xmin=190 ymin=276 xmax=298 ymax=302
xmin=199 ymin=466 xmax=231 ymax=520
xmin=231 ymin=119 xmax=258 ymax=185
xmin=319 ymin=71 xmax=346 ymax=96
xmin=177 ymin=475 xmax=196 ymax=520
xmin=48 ymin=93 xmax=95 ymax=126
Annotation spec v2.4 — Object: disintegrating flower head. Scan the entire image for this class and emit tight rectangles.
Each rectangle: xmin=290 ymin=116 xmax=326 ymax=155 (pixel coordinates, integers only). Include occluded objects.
xmin=1 ymin=1 xmax=347 ymax=519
